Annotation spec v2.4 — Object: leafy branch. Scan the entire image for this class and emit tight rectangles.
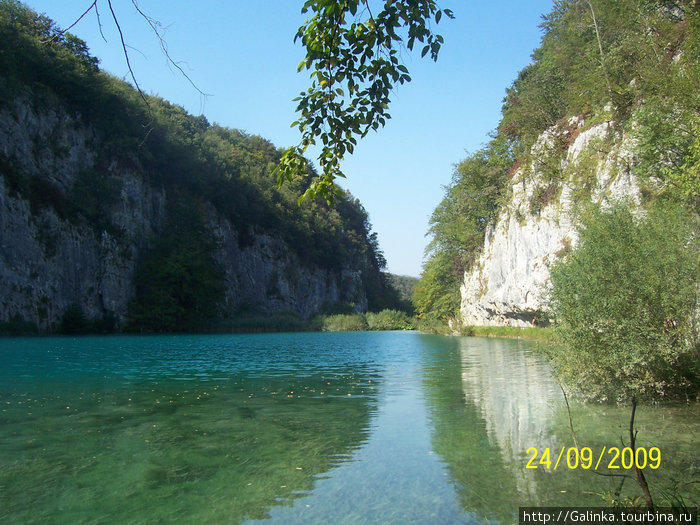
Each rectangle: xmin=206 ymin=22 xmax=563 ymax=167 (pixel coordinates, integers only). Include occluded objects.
xmin=275 ymin=0 xmax=453 ymax=203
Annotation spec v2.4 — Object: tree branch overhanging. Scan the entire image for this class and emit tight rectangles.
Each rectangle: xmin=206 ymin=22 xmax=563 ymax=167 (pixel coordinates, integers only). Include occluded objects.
xmin=275 ymin=0 xmax=454 ymax=204
xmin=51 ymin=1 xmax=208 ymax=110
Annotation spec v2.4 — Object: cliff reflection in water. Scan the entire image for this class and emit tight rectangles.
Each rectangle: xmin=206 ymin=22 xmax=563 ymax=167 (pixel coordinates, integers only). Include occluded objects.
xmin=458 ymin=337 xmax=562 ymax=498
xmin=420 ymin=335 xmax=520 ymax=522
xmin=421 ymin=335 xmax=700 ymax=517
xmin=421 ymin=334 xmax=606 ymax=521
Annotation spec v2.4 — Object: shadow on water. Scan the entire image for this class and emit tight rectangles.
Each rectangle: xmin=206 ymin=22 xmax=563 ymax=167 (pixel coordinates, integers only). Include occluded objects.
xmin=418 ymin=334 xmax=700 ymax=519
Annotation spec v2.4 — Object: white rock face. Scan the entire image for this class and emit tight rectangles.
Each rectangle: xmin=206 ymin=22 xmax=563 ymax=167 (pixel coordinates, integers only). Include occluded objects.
xmin=460 ymin=118 xmax=641 ymax=327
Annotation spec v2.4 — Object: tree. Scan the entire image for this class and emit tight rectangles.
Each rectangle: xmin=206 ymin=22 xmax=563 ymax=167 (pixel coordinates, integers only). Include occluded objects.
xmin=414 ymin=140 xmax=510 ymax=320
xmin=547 ymin=203 xmax=700 ymax=402
xmin=128 ymin=195 xmax=225 ymax=332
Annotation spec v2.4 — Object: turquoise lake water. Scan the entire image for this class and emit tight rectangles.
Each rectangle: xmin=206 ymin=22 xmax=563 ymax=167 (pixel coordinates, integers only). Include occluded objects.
xmin=1 ymin=332 xmax=697 ymax=524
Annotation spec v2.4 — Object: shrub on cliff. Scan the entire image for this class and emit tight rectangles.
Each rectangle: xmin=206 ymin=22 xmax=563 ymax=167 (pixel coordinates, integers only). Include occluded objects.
xmin=319 ymin=314 xmax=368 ymax=332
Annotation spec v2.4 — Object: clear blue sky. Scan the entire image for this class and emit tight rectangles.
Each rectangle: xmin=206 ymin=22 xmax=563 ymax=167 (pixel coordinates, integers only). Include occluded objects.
xmin=26 ymin=0 xmax=554 ymax=277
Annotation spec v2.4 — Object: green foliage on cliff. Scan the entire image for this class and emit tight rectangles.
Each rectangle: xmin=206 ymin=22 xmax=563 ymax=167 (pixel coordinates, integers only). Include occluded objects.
xmin=313 ymin=309 xmax=414 ymax=332
xmin=0 ymin=0 xmax=99 ymax=104
xmin=0 ymin=1 xmax=402 ymax=330
xmin=500 ymin=0 xmax=700 ymax=161
xmin=365 ymin=309 xmax=414 ymax=330
xmin=0 ymin=314 xmax=39 ymax=335
xmin=59 ymin=303 xmax=118 ymax=334
xmin=417 ymin=0 xmax=700 ymax=322
xmin=386 ymin=274 xmax=418 ymax=302
xmin=548 ymin=203 xmax=700 ymax=401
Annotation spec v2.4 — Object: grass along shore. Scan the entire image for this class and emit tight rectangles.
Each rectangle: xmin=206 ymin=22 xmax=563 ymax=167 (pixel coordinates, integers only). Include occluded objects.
xmin=462 ymin=325 xmax=553 ymax=341
xmin=2 ymin=308 xmax=553 ymax=339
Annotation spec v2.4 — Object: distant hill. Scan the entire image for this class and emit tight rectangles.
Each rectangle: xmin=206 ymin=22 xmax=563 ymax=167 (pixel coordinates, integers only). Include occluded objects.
xmin=387 ymin=274 xmax=419 ymax=303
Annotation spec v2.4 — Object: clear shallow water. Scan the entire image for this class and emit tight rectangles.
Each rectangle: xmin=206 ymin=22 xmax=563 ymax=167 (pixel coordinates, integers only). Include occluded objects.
xmin=0 ymin=332 xmax=697 ymax=524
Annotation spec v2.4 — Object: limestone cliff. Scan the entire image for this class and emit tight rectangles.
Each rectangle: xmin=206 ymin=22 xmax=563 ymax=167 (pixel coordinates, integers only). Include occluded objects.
xmin=460 ymin=117 xmax=642 ymax=327
xmin=0 ymin=90 xmax=367 ymax=331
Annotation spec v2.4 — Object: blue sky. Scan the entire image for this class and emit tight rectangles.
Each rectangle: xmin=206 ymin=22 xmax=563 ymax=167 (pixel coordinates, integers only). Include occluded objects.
xmin=26 ymin=0 xmax=554 ymax=277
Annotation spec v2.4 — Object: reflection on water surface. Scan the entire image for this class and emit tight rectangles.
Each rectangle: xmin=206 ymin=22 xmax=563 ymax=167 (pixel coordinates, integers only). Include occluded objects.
xmin=421 ymin=335 xmax=699 ymax=521
xmin=0 ymin=332 xmax=697 ymax=524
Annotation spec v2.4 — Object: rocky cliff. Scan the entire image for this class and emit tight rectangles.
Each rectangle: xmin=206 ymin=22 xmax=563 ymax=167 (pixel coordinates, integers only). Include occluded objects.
xmin=460 ymin=117 xmax=642 ymax=327
xmin=0 ymin=90 xmax=367 ymax=331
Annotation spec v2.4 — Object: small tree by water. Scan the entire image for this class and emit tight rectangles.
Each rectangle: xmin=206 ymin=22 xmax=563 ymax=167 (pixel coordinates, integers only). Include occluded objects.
xmin=548 ymin=203 xmax=700 ymax=402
